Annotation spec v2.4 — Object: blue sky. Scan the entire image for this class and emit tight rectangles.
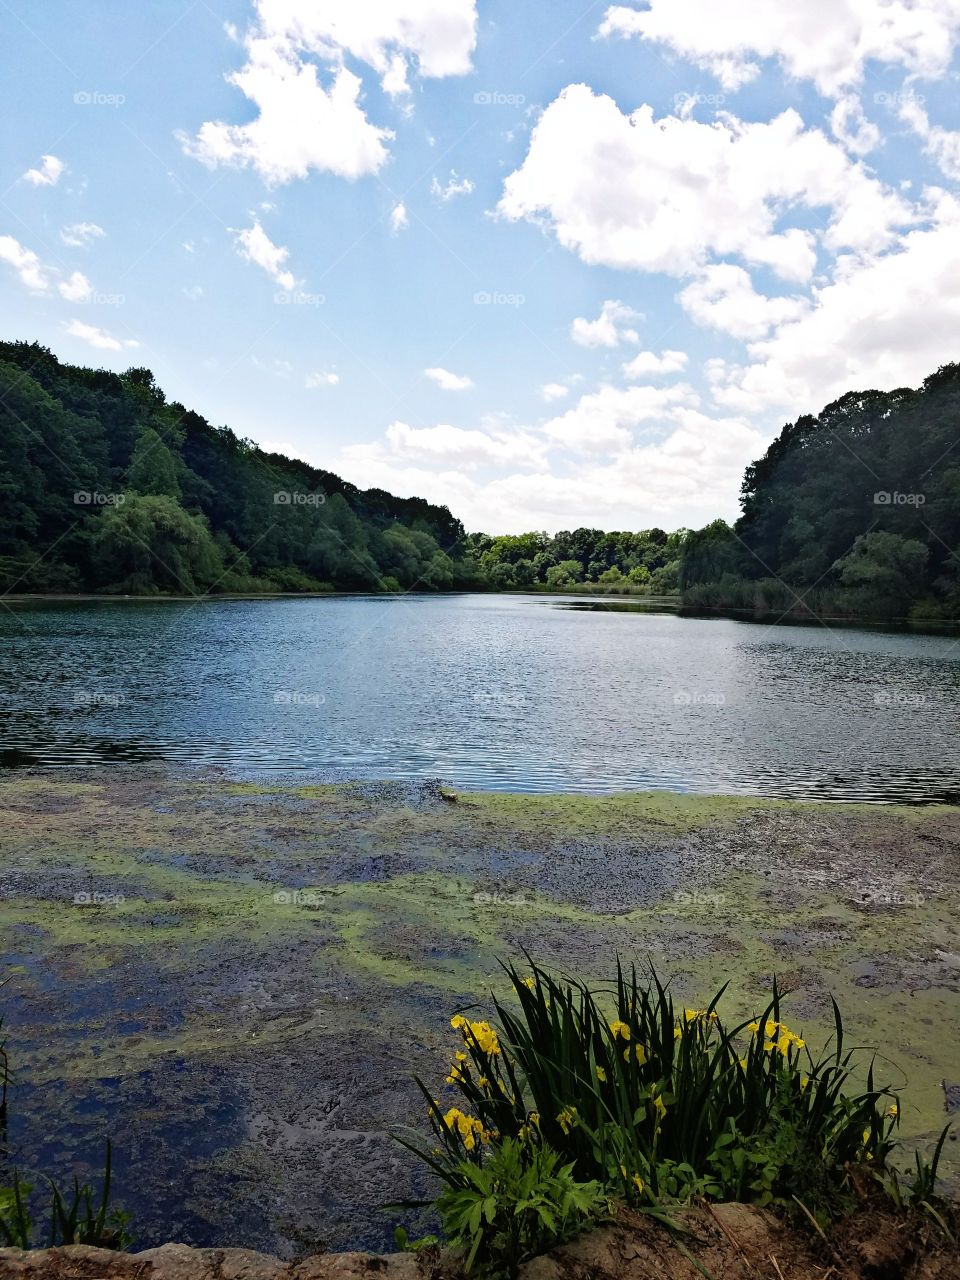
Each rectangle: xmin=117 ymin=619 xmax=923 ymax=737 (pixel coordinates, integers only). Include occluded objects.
xmin=2 ymin=0 xmax=960 ymax=533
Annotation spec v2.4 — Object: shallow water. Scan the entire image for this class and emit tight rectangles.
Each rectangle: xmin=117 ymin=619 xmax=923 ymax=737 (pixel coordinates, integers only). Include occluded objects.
xmin=1 ymin=593 xmax=959 ymax=802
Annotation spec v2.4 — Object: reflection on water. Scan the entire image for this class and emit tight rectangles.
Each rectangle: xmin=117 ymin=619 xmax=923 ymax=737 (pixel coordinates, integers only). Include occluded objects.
xmin=1 ymin=593 xmax=959 ymax=802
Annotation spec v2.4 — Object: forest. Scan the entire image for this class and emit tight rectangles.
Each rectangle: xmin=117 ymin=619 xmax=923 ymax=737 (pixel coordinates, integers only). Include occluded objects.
xmin=680 ymin=361 xmax=960 ymax=620
xmin=3 ymin=340 xmax=959 ymax=617
xmin=0 ymin=341 xmax=473 ymax=595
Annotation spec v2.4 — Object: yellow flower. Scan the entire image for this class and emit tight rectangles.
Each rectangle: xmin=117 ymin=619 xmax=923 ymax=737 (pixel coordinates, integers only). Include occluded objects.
xmin=521 ymin=976 xmax=535 ymax=989
xmin=747 ymin=1020 xmax=760 ymax=1034
xmin=443 ymin=1107 xmax=486 ymax=1150
xmin=622 ymin=1043 xmax=648 ymax=1065
xmin=739 ymin=1057 xmax=748 ymax=1069
xmin=478 ymin=1076 xmax=489 ymax=1089
xmin=530 ymin=1112 xmax=540 ymax=1127
xmin=453 ymin=1016 xmax=501 ymax=1056
xmin=619 ymin=1163 xmax=627 ymax=1177
xmin=455 ymin=1051 xmax=467 ymax=1062
xmin=887 ymin=1102 xmax=899 ymax=1119
xmin=609 ymin=1019 xmax=631 ymax=1041
xmin=556 ymin=1107 xmax=579 ymax=1135
xmin=596 ymin=1066 xmax=607 ymax=1083
xmin=800 ymin=1075 xmax=810 ymax=1090
xmin=673 ymin=1026 xmax=683 ymax=1040
xmin=631 ymin=1174 xmax=645 ymax=1193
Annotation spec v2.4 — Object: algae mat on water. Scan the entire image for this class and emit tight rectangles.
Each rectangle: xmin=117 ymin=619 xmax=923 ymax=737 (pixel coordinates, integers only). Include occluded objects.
xmin=0 ymin=769 xmax=957 ymax=1256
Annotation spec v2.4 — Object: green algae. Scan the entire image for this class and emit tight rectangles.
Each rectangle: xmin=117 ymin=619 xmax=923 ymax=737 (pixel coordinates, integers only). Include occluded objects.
xmin=1 ymin=771 xmax=957 ymax=1198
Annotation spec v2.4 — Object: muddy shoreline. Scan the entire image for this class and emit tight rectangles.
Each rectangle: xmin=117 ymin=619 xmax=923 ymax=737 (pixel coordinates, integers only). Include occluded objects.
xmin=0 ymin=768 xmax=958 ymax=1256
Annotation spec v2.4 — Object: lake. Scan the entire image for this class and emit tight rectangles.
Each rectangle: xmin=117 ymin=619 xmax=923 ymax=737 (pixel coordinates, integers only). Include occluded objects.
xmin=1 ymin=592 xmax=958 ymax=802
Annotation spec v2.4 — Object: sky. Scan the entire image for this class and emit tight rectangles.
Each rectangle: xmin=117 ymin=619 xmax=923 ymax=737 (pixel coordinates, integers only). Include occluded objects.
xmin=2 ymin=1 xmax=960 ymax=536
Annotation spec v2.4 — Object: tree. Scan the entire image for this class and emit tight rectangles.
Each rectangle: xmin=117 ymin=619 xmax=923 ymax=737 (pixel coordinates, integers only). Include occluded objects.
xmin=127 ymin=426 xmax=181 ymax=499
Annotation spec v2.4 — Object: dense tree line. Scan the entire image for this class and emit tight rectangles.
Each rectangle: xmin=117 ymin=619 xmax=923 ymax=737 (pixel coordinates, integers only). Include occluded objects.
xmin=0 ymin=342 xmax=477 ymax=595
xmin=466 ymin=527 xmax=687 ymax=592
xmin=679 ymin=362 xmax=960 ymax=620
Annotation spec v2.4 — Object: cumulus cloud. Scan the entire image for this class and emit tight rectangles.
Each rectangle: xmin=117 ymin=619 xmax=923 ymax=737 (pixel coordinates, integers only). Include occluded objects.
xmin=621 ymin=349 xmax=689 ymax=377
xmin=540 ymin=382 xmax=570 ymax=402
xmin=425 ymin=366 xmax=474 ymax=390
xmin=710 ymin=191 xmax=960 ymax=413
xmin=499 ymin=87 xmax=912 ymax=283
xmin=345 ymin=419 xmax=547 ymax=471
xmin=305 ymin=370 xmax=339 ymax=387
xmin=60 ymin=222 xmax=105 ymax=248
xmin=390 ymin=201 xmax=409 ymax=232
xmin=598 ymin=0 xmax=960 ymax=96
xmin=678 ymin=265 xmax=810 ymax=340
xmin=58 ymin=271 xmax=93 ymax=303
xmin=0 ymin=234 xmax=48 ymax=291
xmin=898 ymin=94 xmax=960 ymax=180
xmin=232 ymin=218 xmax=296 ymax=289
xmin=23 ymin=155 xmax=64 ymax=187
xmin=570 ymin=299 xmax=642 ymax=348
xmin=183 ymin=0 xmax=477 ymax=184
xmin=64 ymin=320 xmax=138 ymax=351
xmin=829 ymin=94 xmax=882 ymax=156
xmin=544 ymin=382 xmax=699 ymax=452
xmin=431 ymin=170 xmax=475 ymax=200
xmin=333 ymin=402 xmax=765 ymax=532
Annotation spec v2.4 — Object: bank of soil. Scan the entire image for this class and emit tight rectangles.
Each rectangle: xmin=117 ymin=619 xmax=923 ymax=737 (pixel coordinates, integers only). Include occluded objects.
xmin=0 ymin=769 xmax=957 ymax=1257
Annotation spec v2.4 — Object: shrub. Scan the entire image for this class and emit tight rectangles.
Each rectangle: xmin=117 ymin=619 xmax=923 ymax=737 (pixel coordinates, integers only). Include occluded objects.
xmin=400 ymin=958 xmax=950 ymax=1260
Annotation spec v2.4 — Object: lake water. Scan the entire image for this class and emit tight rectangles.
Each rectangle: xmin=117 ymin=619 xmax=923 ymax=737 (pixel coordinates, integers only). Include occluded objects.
xmin=1 ymin=593 xmax=958 ymax=802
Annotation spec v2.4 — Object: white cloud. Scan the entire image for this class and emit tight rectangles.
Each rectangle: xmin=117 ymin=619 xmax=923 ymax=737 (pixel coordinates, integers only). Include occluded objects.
xmin=390 ymin=201 xmax=409 ymax=232
xmin=0 ymin=234 xmax=48 ymax=291
xmin=60 ymin=222 xmax=105 ymax=248
xmin=184 ymin=0 xmax=477 ymax=184
xmin=23 ymin=155 xmax=64 ymax=187
xmin=570 ymin=299 xmax=642 ymax=348
xmin=499 ymin=87 xmax=912 ymax=283
xmin=711 ymin=191 xmax=960 ymax=413
xmin=424 ymin=366 xmax=474 ymax=390
xmin=334 ymin=402 xmax=765 ymax=532
xmin=544 ymin=382 xmax=698 ymax=452
xmin=829 ymin=94 xmax=882 ymax=156
xmin=58 ymin=271 xmax=93 ymax=303
xmin=621 ymin=349 xmax=689 ymax=377
xmin=185 ymin=52 xmax=392 ymax=184
xmin=344 ymin=419 xmax=547 ymax=472
xmin=64 ymin=320 xmax=138 ymax=351
xmin=898 ymin=94 xmax=960 ymax=180
xmin=598 ymin=0 xmax=960 ymax=96
xmin=232 ymin=218 xmax=296 ymax=289
xmin=431 ymin=169 xmax=475 ymax=200
xmin=305 ymin=370 xmax=340 ymax=387
xmin=540 ymin=382 xmax=570 ymax=402
xmin=678 ymin=264 xmax=810 ymax=340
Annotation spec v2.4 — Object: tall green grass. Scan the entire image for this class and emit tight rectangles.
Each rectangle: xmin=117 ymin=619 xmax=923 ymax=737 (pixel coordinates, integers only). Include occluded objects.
xmin=403 ymin=960 xmax=948 ymax=1227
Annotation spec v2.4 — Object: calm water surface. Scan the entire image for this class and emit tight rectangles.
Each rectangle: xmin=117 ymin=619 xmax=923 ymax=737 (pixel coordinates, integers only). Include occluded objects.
xmin=1 ymin=593 xmax=959 ymax=801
